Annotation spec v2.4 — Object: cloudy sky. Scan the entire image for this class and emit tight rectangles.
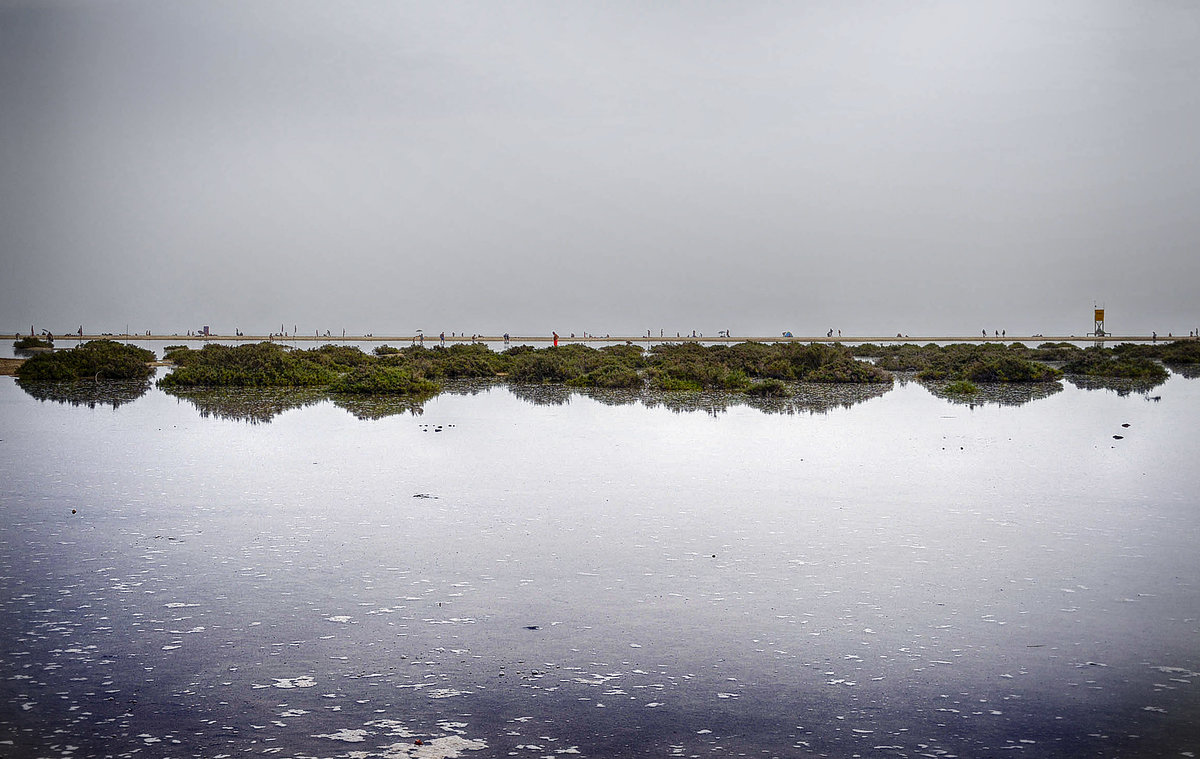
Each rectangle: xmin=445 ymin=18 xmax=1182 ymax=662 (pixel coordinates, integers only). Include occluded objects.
xmin=2 ymin=0 xmax=1197 ymax=338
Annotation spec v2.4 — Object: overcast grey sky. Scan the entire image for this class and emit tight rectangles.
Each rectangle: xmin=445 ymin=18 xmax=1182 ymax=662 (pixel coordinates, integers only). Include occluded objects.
xmin=1 ymin=1 xmax=1197 ymax=337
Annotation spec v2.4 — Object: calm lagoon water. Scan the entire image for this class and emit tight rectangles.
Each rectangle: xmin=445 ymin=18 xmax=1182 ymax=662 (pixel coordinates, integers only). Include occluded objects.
xmin=1 ymin=371 xmax=1198 ymax=758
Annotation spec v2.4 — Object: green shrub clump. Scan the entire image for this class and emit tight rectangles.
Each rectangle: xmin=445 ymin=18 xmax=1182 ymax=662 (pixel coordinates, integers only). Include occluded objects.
xmin=1160 ymin=340 xmax=1200 ymax=365
xmin=565 ymin=365 xmax=644 ymax=389
xmin=1033 ymin=342 xmax=1082 ymax=361
xmin=807 ymin=357 xmax=892 ymax=383
xmin=16 ymin=340 xmax=154 ymax=381
xmin=1063 ymin=350 xmax=1169 ymax=381
xmin=155 ymin=338 xmax=907 ymax=396
xmin=157 ymin=343 xmax=340 ymax=388
xmin=945 ymin=379 xmax=979 ymax=394
xmin=644 ymin=342 xmax=891 ymax=388
xmin=959 ymin=355 xmax=1062 ymax=382
xmin=14 ymin=336 xmax=54 ymax=352
xmin=330 ymin=366 xmax=440 ymax=396
xmin=879 ymin=343 xmax=1063 ymax=383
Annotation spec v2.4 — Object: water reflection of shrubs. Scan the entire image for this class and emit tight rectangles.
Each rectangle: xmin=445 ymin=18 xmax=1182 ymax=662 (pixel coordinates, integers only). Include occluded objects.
xmin=159 ymin=379 xmax=501 ymax=423
xmin=1066 ymin=375 xmax=1168 ymax=396
xmin=331 ymin=395 xmax=427 ymax=420
xmin=165 ymin=387 xmax=326 ymax=424
xmin=17 ymin=378 xmax=151 ymax=409
xmin=508 ymin=383 xmax=575 ymax=407
xmin=513 ymin=381 xmax=893 ymax=416
xmin=923 ymin=379 xmax=1063 ymax=407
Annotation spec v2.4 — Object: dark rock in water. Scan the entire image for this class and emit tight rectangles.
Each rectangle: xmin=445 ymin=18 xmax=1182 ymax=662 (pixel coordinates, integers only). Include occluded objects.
xmin=1113 ymin=435 xmax=1124 ymax=439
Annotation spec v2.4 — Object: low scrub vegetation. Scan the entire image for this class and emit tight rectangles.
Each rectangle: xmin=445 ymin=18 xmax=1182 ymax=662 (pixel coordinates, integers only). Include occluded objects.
xmin=158 ymin=343 xmax=340 ymax=388
xmin=856 ymin=342 xmax=1062 ymax=382
xmin=1112 ymin=340 xmax=1200 ymax=365
xmin=13 ymin=336 xmax=54 ymax=353
xmin=155 ymin=340 xmax=898 ymax=397
xmin=16 ymin=340 xmax=154 ymax=381
xmin=645 ymin=342 xmax=892 ymax=388
xmin=151 ymin=338 xmax=1200 ymax=398
xmin=1063 ymin=349 xmax=1169 ymax=381
xmin=330 ymin=365 xmax=440 ymax=396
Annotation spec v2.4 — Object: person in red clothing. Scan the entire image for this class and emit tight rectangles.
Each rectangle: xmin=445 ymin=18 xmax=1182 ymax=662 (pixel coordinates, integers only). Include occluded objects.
xmin=552 ymin=332 xmax=559 ymax=347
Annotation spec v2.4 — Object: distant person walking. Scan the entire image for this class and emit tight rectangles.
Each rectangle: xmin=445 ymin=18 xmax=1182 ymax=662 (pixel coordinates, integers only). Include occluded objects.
xmin=440 ymin=332 xmax=445 ymax=347
xmin=553 ymin=332 xmax=559 ymax=347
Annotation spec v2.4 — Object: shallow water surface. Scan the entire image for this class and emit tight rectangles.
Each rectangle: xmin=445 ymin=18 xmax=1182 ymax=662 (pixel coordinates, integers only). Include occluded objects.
xmin=1 ymin=374 xmax=1198 ymax=757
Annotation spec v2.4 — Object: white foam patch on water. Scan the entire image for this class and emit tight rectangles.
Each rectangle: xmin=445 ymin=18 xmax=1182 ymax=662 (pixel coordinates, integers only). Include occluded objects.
xmin=1152 ymin=665 xmax=1199 ymax=678
xmin=326 ymin=615 xmax=353 ymax=623
xmin=272 ymin=676 xmax=316 ymax=689
xmin=377 ymin=735 xmax=488 ymax=758
xmin=426 ymin=688 xmax=471 ymax=699
xmin=314 ymin=728 xmax=370 ymax=742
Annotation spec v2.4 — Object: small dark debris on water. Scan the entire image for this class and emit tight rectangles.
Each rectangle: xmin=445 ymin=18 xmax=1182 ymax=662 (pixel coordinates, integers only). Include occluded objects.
xmin=525 ymin=625 xmax=540 ymax=630
xmin=1121 ymin=423 xmax=1131 ymax=427
xmin=412 ymin=493 xmax=438 ymax=499
xmin=1113 ymin=435 xmax=1124 ymax=440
